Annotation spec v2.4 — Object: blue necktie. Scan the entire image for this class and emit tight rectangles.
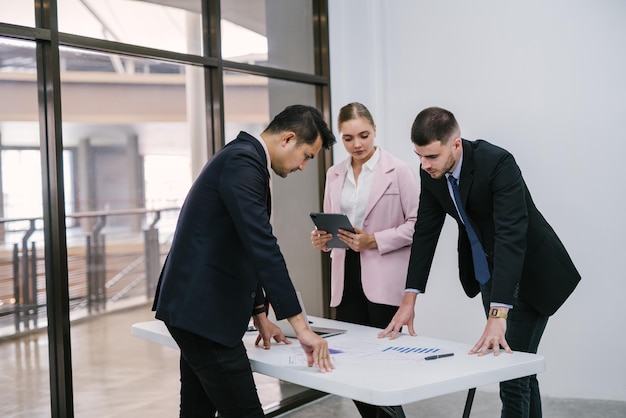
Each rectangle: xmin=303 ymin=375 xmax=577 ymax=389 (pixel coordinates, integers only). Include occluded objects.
xmin=448 ymin=176 xmax=490 ymax=284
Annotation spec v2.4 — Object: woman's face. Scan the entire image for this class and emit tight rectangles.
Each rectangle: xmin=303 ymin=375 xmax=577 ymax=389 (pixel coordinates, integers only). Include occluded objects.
xmin=339 ymin=116 xmax=376 ymax=163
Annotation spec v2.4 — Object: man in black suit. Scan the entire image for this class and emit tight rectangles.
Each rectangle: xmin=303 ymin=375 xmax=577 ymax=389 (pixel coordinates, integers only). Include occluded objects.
xmin=153 ymin=105 xmax=336 ymax=417
xmin=380 ymin=107 xmax=580 ymax=418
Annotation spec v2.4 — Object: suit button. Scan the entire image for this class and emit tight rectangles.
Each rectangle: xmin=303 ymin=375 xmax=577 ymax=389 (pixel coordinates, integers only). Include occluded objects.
xmin=251 ymin=292 xmax=256 ymax=298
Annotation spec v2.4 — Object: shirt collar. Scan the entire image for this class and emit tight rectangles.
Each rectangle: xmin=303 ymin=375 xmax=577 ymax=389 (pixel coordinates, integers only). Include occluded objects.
xmin=254 ymin=133 xmax=271 ymax=174
xmin=344 ymin=146 xmax=381 ymax=172
xmin=448 ymin=147 xmax=463 ymax=181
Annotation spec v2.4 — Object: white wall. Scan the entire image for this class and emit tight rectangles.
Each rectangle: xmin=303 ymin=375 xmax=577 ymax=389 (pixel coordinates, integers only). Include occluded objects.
xmin=329 ymin=0 xmax=626 ymax=402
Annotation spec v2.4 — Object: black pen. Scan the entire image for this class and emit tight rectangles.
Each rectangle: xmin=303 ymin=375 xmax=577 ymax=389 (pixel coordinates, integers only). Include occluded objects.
xmin=424 ymin=353 xmax=454 ymax=361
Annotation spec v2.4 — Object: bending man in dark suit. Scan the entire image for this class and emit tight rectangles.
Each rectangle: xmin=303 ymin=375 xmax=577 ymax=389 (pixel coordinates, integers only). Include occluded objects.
xmin=379 ymin=107 xmax=580 ymax=418
xmin=153 ymin=105 xmax=336 ymax=418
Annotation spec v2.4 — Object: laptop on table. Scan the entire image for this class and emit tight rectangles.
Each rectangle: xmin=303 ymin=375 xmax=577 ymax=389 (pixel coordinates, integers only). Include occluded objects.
xmin=267 ymin=291 xmax=346 ymax=338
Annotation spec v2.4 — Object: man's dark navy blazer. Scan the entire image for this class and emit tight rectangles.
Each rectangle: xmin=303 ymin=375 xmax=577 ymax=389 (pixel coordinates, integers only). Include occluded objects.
xmin=406 ymin=139 xmax=580 ymax=316
xmin=153 ymin=131 xmax=301 ymax=347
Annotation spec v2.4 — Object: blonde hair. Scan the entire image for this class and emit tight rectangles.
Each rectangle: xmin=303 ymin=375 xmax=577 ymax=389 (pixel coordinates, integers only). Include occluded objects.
xmin=337 ymin=102 xmax=376 ymax=130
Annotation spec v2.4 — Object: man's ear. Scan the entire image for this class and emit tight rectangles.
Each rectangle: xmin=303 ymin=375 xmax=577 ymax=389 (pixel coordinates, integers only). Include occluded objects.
xmin=452 ymin=136 xmax=462 ymax=150
xmin=282 ymin=131 xmax=296 ymax=146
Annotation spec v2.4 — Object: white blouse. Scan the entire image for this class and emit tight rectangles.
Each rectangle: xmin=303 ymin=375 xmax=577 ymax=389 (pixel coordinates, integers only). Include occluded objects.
xmin=340 ymin=147 xmax=381 ymax=229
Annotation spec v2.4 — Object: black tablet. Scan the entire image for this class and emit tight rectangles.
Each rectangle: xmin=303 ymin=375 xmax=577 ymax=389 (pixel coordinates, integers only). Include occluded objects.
xmin=309 ymin=212 xmax=355 ymax=249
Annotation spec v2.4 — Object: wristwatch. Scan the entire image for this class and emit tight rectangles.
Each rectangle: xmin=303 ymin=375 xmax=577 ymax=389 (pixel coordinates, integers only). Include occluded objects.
xmin=489 ymin=308 xmax=508 ymax=319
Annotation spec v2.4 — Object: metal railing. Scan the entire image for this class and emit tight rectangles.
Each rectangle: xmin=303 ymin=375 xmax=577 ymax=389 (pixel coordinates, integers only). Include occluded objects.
xmin=0 ymin=207 xmax=179 ymax=338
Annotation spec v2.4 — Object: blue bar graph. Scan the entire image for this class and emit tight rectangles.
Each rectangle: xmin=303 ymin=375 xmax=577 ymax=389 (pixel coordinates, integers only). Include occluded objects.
xmin=382 ymin=346 xmax=440 ymax=354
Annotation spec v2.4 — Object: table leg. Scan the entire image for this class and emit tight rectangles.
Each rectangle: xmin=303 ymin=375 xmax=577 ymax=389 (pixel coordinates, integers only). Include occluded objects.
xmin=380 ymin=405 xmax=406 ymax=418
xmin=462 ymin=388 xmax=476 ymax=418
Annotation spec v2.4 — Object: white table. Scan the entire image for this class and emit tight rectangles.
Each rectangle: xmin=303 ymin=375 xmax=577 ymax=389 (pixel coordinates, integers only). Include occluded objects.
xmin=132 ymin=317 xmax=545 ymax=417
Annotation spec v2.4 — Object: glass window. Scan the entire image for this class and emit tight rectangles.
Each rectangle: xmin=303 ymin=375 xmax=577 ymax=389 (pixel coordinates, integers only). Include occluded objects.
xmin=1 ymin=149 xmax=73 ymax=231
xmin=0 ymin=1 xmax=35 ymax=26
xmin=58 ymin=47 xmax=200 ymax=414
xmin=223 ymin=72 xmax=269 ymax=141
xmin=223 ymin=72 xmax=317 ymax=141
xmin=0 ymin=2 xmax=330 ymax=416
xmin=0 ymin=37 xmax=50 ymax=415
xmin=57 ymin=0 xmax=204 ymax=55
xmin=222 ymin=0 xmax=315 ymax=73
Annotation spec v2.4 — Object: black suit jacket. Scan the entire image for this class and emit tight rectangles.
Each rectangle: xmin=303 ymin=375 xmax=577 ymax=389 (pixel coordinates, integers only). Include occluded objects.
xmin=153 ymin=131 xmax=301 ymax=347
xmin=406 ymin=139 xmax=580 ymax=316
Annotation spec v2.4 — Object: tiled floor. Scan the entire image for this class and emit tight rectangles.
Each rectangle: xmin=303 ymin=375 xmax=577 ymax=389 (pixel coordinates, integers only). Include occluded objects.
xmin=1 ymin=305 xmax=625 ymax=417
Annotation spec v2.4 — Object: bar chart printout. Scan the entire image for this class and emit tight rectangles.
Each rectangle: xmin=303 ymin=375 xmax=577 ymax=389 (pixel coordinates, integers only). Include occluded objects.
xmin=383 ymin=346 xmax=440 ymax=354
xmin=378 ymin=346 xmax=443 ymax=361
xmin=329 ymin=344 xmax=447 ymax=363
xmin=282 ymin=342 xmax=445 ymax=365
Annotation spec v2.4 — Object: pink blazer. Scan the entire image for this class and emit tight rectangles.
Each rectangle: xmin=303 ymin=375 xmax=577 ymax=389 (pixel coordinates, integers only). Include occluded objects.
xmin=324 ymin=148 xmax=420 ymax=307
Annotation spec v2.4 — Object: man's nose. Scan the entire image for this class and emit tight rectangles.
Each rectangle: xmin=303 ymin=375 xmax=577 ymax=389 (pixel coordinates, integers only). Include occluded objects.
xmin=298 ymin=160 xmax=308 ymax=171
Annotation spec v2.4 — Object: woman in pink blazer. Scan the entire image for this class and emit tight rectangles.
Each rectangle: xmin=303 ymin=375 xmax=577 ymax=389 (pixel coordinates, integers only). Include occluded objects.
xmin=311 ymin=102 xmax=419 ymax=417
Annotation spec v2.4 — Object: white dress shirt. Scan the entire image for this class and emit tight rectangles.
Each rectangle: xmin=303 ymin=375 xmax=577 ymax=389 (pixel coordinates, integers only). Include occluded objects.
xmin=340 ymin=147 xmax=381 ymax=228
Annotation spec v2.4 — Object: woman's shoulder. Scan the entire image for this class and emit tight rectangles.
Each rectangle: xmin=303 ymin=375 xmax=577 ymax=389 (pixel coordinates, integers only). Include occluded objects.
xmin=327 ymin=157 xmax=349 ymax=175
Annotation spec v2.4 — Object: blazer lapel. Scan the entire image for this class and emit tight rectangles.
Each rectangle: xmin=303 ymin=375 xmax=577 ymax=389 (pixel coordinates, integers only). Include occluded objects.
xmin=328 ymin=160 xmax=348 ymax=213
xmin=459 ymin=139 xmax=475 ymax=207
xmin=363 ymin=151 xmax=392 ymax=220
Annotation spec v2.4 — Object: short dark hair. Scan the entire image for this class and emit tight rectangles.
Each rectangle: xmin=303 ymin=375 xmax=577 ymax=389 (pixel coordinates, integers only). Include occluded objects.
xmin=264 ymin=105 xmax=336 ymax=149
xmin=337 ymin=102 xmax=376 ymax=129
xmin=411 ymin=106 xmax=460 ymax=146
